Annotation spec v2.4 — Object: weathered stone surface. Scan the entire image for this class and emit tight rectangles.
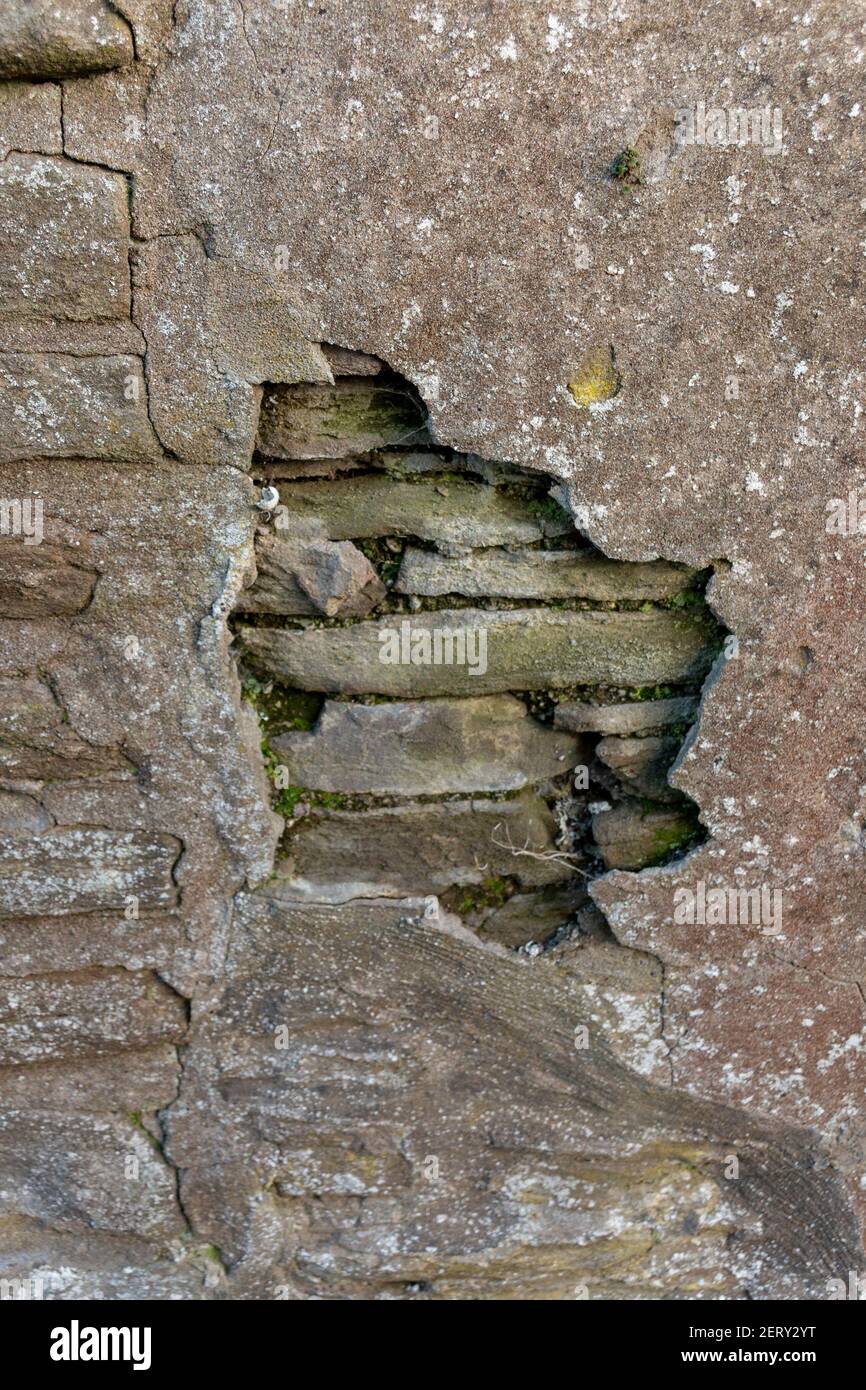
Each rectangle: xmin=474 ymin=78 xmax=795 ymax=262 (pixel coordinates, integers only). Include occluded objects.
xmin=396 ymin=544 xmax=695 ymax=600
xmin=276 ymin=794 xmax=573 ymax=901
xmin=554 ymin=696 xmax=698 ymax=735
xmin=0 ymin=82 xmax=62 ymax=158
xmin=133 ymin=236 xmax=333 ymax=466
xmin=470 ymin=881 xmax=588 ymax=948
xmin=0 ymin=830 xmax=180 ymax=916
xmin=3 ymin=0 xmax=865 ymax=1303
xmin=0 ymin=354 xmax=161 ymax=463
xmin=162 ymin=889 xmax=859 ymax=1297
xmin=0 ymin=968 xmax=186 ymax=1064
xmin=0 ymin=789 xmax=51 ymax=834
xmin=0 ymin=155 xmax=130 ymax=323
xmin=0 ymin=1111 xmax=183 ymax=1241
xmin=0 ymin=909 xmax=188 ymax=978
xmin=0 ymin=1045 xmax=179 ymax=1112
xmin=0 ymin=676 xmax=131 ymax=778
xmin=269 ymin=475 xmax=570 ymax=549
xmin=597 ymin=734 xmax=682 ymax=802
xmin=0 ymin=536 xmax=98 ymax=617
xmin=237 ymin=529 xmax=385 ymax=617
xmin=550 ymin=937 xmax=669 ymax=1083
xmin=321 ymin=345 xmax=382 ymax=377
xmin=271 ymin=696 xmax=580 ymax=795
xmin=592 ymin=800 xmax=697 ymax=872
xmin=239 ymin=607 xmax=717 ymax=697
xmin=0 ymin=0 xmax=133 ymax=79
xmin=257 ymin=378 xmax=429 ymax=459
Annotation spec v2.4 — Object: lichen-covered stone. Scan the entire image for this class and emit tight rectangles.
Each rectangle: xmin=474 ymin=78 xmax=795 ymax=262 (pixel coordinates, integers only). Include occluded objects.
xmin=0 ymin=968 xmax=187 ymax=1064
xmin=268 ymin=474 xmax=569 ymax=550
xmin=239 ymin=606 xmax=717 ymax=697
xmin=550 ymin=937 xmax=669 ymax=1083
xmin=257 ymin=378 xmax=429 ymax=459
xmin=0 ymin=830 xmax=180 ymax=916
xmin=0 ymin=354 xmax=161 ymax=463
xmin=396 ymin=544 xmax=695 ymax=600
xmin=0 ymin=156 xmax=130 ymax=323
xmin=567 ymin=344 xmax=620 ymax=408
xmin=271 ymin=695 xmax=580 ymax=795
xmin=162 ymin=888 xmax=857 ymax=1297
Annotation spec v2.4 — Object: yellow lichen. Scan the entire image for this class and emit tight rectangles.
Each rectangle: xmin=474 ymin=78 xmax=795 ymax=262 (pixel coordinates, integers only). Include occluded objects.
xmin=567 ymin=345 xmax=620 ymax=408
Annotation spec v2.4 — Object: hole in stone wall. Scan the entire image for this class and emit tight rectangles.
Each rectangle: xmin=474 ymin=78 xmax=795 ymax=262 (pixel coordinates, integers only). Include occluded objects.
xmin=230 ymin=351 xmax=726 ymax=953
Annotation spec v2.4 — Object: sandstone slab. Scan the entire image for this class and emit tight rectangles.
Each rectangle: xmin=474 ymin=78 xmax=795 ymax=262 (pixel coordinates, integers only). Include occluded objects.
xmin=0 ymin=537 xmax=98 ymax=617
xmin=277 ymin=794 xmax=573 ymax=901
xmin=397 ymin=545 xmax=695 ymax=601
xmin=592 ymin=800 xmax=697 ymax=872
xmin=0 ymin=82 xmax=62 ymax=159
xmin=0 ymin=967 xmax=187 ymax=1064
xmin=0 ymin=676 xmax=130 ymax=779
xmin=469 ymin=880 xmax=589 ymax=948
xmin=0 ymin=1111 xmax=183 ymax=1241
xmin=271 ymin=695 xmax=580 ymax=795
xmin=597 ymin=734 xmax=682 ymax=802
xmin=133 ymin=236 xmax=333 ymax=466
xmin=161 ymin=888 xmax=857 ymax=1297
xmin=554 ymin=696 xmax=698 ymax=735
xmin=0 ymin=0 xmax=133 ymax=80
xmin=269 ymin=475 xmax=569 ymax=549
xmin=0 ymin=354 xmax=161 ymax=463
xmin=238 ymin=607 xmax=717 ymax=697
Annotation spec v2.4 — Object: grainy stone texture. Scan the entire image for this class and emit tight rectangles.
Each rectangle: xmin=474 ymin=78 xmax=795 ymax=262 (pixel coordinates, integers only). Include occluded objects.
xmin=277 ymin=794 xmax=573 ymax=902
xmin=0 ymin=1 xmax=133 ymax=80
xmin=240 ymin=605 xmax=717 ymax=696
xmin=0 ymin=0 xmax=863 ymax=1303
xmin=0 ymin=155 xmax=130 ymax=322
xmin=271 ymin=696 xmax=580 ymax=795
xmin=397 ymin=545 xmax=696 ymax=601
xmin=236 ymin=529 xmax=385 ymax=617
xmin=555 ymin=696 xmax=698 ymax=735
xmin=272 ymin=474 xmax=569 ymax=548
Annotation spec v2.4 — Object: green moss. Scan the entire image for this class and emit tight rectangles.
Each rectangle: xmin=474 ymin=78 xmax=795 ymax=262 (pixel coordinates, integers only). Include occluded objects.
xmin=528 ymin=495 xmax=572 ymax=525
xmin=610 ymin=147 xmax=643 ymax=187
xmin=241 ymin=675 xmax=321 ymax=734
xmin=126 ymin=1111 xmax=163 ymax=1153
xmin=641 ymin=817 xmax=703 ymax=868
xmin=357 ymin=536 xmax=404 ymax=585
xmin=453 ymin=875 xmax=514 ymax=915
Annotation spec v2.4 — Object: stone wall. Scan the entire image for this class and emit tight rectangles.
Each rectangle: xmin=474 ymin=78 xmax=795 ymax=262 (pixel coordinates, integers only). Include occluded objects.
xmin=0 ymin=1 xmax=863 ymax=1301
